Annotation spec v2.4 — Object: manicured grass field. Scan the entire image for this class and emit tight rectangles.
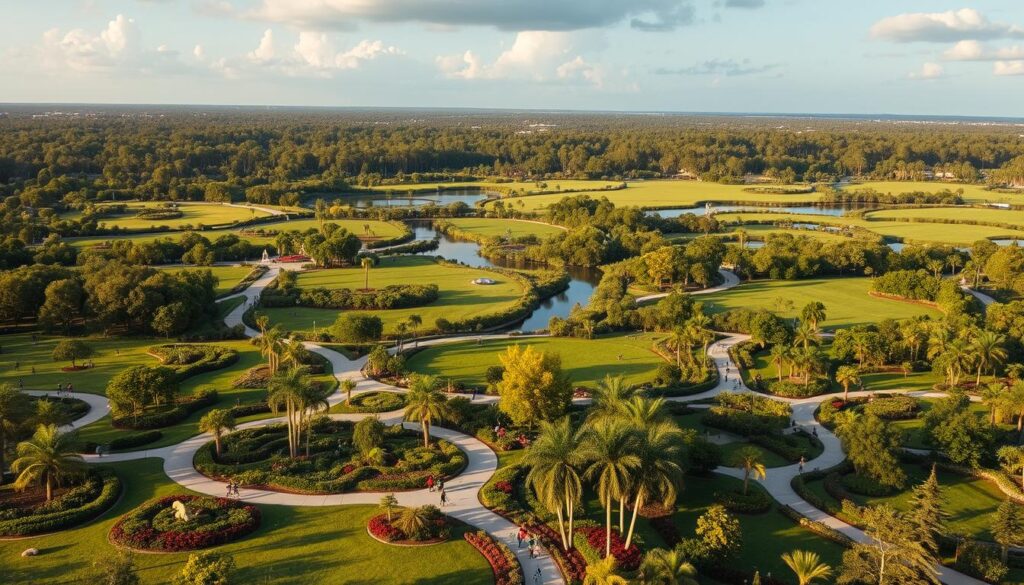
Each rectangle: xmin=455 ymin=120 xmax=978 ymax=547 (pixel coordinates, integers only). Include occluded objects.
xmin=444 ymin=218 xmax=566 ymax=238
xmin=62 ymin=202 xmax=272 ymax=230
xmin=244 ymin=218 xmax=407 ymax=240
xmin=866 ymin=206 xmax=1024 ymax=229
xmin=695 ymin=277 xmax=942 ymax=329
xmin=405 ymin=333 xmax=668 ymax=389
xmin=843 ymin=181 xmax=1019 ymax=205
xmin=368 ymin=179 xmax=621 ymax=194
xmin=723 ymin=224 xmax=854 ymax=243
xmin=804 ymin=463 xmax=1005 ymax=540
xmin=0 ymin=459 xmax=492 ymax=585
xmin=160 ymin=264 xmax=253 ymax=296
xmin=484 ymin=180 xmax=819 ymax=213
xmin=261 ymin=256 xmax=526 ymax=335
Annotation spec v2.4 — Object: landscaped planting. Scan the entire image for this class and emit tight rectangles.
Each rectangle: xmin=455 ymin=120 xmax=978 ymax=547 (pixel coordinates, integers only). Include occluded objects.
xmin=0 ymin=470 xmax=121 ymax=536
xmin=366 ymin=506 xmax=450 ymax=544
xmin=147 ymin=344 xmax=240 ymax=381
xmin=109 ymin=494 xmax=260 ymax=551
xmin=194 ymin=420 xmax=467 ymax=493
xmin=329 ymin=391 xmax=406 ymax=413
xmin=464 ymin=530 xmax=524 ymax=585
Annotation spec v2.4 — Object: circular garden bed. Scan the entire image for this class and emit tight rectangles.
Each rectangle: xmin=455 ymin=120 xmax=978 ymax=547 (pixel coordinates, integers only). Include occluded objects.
xmin=109 ymin=495 xmax=260 ymax=552
xmin=0 ymin=470 xmax=121 ymax=537
xmin=367 ymin=505 xmax=451 ymax=546
xmin=331 ymin=391 xmax=406 ymax=413
xmin=194 ymin=420 xmax=467 ymax=494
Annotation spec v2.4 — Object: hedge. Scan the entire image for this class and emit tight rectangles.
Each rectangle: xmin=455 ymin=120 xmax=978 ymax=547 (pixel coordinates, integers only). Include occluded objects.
xmin=112 ymin=389 xmax=218 ymax=430
xmin=109 ymin=494 xmax=260 ymax=552
xmin=297 ymin=284 xmax=439 ymax=310
xmin=83 ymin=430 xmax=163 ymax=453
xmin=0 ymin=470 xmax=121 ymax=536
xmin=147 ymin=344 xmax=239 ymax=382
xmin=464 ymin=531 xmax=525 ymax=585
xmin=716 ymin=488 xmax=773 ymax=514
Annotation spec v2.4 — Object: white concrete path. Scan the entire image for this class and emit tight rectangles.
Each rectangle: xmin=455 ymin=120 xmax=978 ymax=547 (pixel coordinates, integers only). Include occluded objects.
xmin=635 ymin=268 xmax=740 ymax=303
xmin=25 ymin=390 xmax=111 ymax=432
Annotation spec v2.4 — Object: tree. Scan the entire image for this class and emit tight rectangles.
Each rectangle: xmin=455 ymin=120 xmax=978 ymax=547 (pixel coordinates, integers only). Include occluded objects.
xmin=354 ymin=416 xmax=385 ymax=457
xmin=198 ymin=409 xmax=236 ymax=458
xmin=583 ymin=421 xmax=640 ymax=557
xmin=801 ymin=302 xmax=827 ymax=330
xmin=258 ymin=326 xmax=285 ymax=375
xmin=695 ymin=504 xmax=741 ymax=563
xmin=639 ymin=546 xmax=698 ymax=585
xmin=782 ymin=550 xmax=831 ymax=585
xmin=0 ymin=384 xmax=28 ymax=485
xmin=395 ymin=505 xmax=436 ymax=540
xmin=908 ymin=465 xmax=945 ymax=557
xmin=992 ymin=501 xmax=1024 ymax=563
xmin=173 ymin=551 xmax=235 ymax=585
xmin=971 ymin=330 xmax=1007 ymax=386
xmin=106 ymin=366 xmax=179 ymax=417
xmin=835 ymin=414 xmax=905 ymax=489
xmin=625 ymin=420 xmax=685 ymax=549
xmin=333 ymin=314 xmax=383 ymax=343
xmin=583 ymin=556 xmax=628 ymax=585
xmin=497 ymin=344 xmax=572 ymax=427
xmin=525 ymin=417 xmax=585 ymax=550
xmin=837 ymin=503 xmax=938 ymax=585
xmin=361 ymin=256 xmax=374 ymax=290
xmin=11 ymin=424 xmax=85 ymax=501
xmin=728 ymin=445 xmax=767 ymax=495
xmin=267 ymin=367 xmax=310 ymax=458
xmin=998 ymin=446 xmax=1024 ymax=489
xmin=403 ymin=375 xmax=452 ymax=448
xmin=587 ymin=375 xmax=637 ymax=424
xmin=341 ymin=378 xmax=357 ymax=405
xmin=91 ymin=550 xmax=140 ymax=585
xmin=38 ymin=278 xmax=83 ymax=335
xmin=835 ymin=365 xmax=861 ymax=402
xmin=379 ymin=493 xmax=398 ymax=522
xmin=769 ymin=344 xmax=789 ymax=382
xmin=296 ymin=381 xmax=329 ymax=457
xmin=407 ymin=314 xmax=422 ymax=342
xmin=51 ymin=339 xmax=93 ymax=368
xmin=152 ymin=302 xmax=191 ymax=337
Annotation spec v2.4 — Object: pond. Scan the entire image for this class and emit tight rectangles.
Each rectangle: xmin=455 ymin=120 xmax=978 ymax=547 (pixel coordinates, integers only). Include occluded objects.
xmin=408 ymin=223 xmax=600 ymax=332
xmin=647 ymin=203 xmax=861 ymax=219
xmin=309 ymin=189 xmax=495 ymax=208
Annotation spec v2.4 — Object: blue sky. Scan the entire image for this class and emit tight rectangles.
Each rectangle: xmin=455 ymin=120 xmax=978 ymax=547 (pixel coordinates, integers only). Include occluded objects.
xmin=1 ymin=0 xmax=1023 ymax=116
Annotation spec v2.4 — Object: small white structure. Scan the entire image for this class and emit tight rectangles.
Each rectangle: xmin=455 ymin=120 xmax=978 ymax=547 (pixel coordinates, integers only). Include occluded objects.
xmin=472 ymin=278 xmax=497 ymax=285
xmin=21 ymin=548 xmax=38 ymax=557
xmin=172 ymin=500 xmax=191 ymax=522
xmin=261 ymin=249 xmax=270 ymax=263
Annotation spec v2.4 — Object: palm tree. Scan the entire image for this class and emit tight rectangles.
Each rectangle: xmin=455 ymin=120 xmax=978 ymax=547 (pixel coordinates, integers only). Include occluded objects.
xmin=927 ymin=259 xmax=944 ymax=279
xmin=525 ymin=417 xmax=586 ymax=550
xmin=582 ymin=421 xmax=640 ymax=557
xmin=341 ymin=378 xmax=357 ymax=405
xmin=639 ymin=546 xmax=699 ymax=585
xmin=769 ymin=344 xmax=788 ymax=382
xmin=0 ymin=384 xmax=28 ymax=483
xmin=736 ymin=228 xmax=748 ymax=249
xmin=33 ymin=398 xmax=66 ymax=428
xmin=687 ymin=312 xmax=714 ymax=362
xmin=198 ymin=409 xmax=236 ymax=457
xmin=11 ymin=424 xmax=85 ymax=501
xmin=583 ymin=556 xmax=628 ymax=585
xmin=729 ymin=445 xmax=766 ymax=495
xmin=395 ymin=505 xmax=432 ymax=539
xmin=625 ymin=421 xmax=685 ymax=549
xmin=314 ymin=198 xmax=327 ymax=233
xmin=781 ymin=550 xmax=832 ymax=585
xmin=982 ymin=382 xmax=1006 ymax=424
xmin=835 ymin=365 xmax=861 ymax=402
xmin=801 ymin=302 xmax=826 ymax=330
xmin=254 ymin=313 xmax=270 ymax=336
xmin=998 ymin=446 xmax=1024 ymax=488
xmin=793 ymin=322 xmax=818 ymax=350
xmin=281 ymin=339 xmax=308 ymax=369
xmin=948 ymin=255 xmax=962 ymax=276
xmin=407 ymin=314 xmax=422 ymax=345
xmin=298 ymin=383 xmax=330 ymax=457
xmin=622 ymin=396 xmax=670 ymax=428
xmin=260 ymin=326 xmax=285 ymax=375
xmin=971 ymin=330 xmax=1007 ymax=386
xmin=1000 ymin=383 xmax=1024 ymax=440
xmin=379 ymin=493 xmax=398 ymax=522
xmin=900 ymin=321 xmax=924 ymax=362
xmin=403 ymin=375 xmax=451 ymax=448
xmin=669 ymin=327 xmax=690 ymax=368
xmin=361 ymin=256 xmax=374 ymax=290
xmin=267 ymin=366 xmax=310 ymax=458
xmin=587 ymin=376 xmax=637 ymax=424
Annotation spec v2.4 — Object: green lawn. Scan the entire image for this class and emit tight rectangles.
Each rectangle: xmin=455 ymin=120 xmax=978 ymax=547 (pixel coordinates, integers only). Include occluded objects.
xmin=696 ymin=277 xmax=942 ymax=329
xmin=261 ymin=256 xmax=526 ymax=335
xmin=62 ymin=202 xmax=271 ymax=230
xmin=843 ymin=181 xmax=1019 ymax=205
xmin=245 ymin=218 xmax=407 ymax=240
xmin=889 ymin=397 xmax=1004 ymax=450
xmin=367 ymin=179 xmax=621 ymax=195
xmin=804 ymin=463 xmax=1005 ymax=540
xmin=444 ymin=218 xmax=566 ymax=238
xmin=0 ymin=459 xmax=492 ymax=585
xmin=160 ymin=265 xmax=254 ymax=296
xmin=405 ymin=333 xmax=669 ymax=389
xmin=866 ymin=206 xmax=1024 ymax=229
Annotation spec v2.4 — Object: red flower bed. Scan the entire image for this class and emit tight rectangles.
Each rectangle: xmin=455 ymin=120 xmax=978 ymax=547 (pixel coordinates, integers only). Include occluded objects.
xmin=578 ymin=526 xmax=642 ymax=571
xmin=649 ymin=516 xmax=681 ymax=547
xmin=367 ymin=514 xmax=404 ymax=542
xmin=494 ymin=481 xmax=513 ymax=494
xmin=276 ymin=254 xmax=310 ymax=263
xmin=464 ymin=531 xmax=524 ymax=585
xmin=109 ymin=495 xmax=260 ymax=552
xmin=529 ymin=522 xmax=587 ymax=581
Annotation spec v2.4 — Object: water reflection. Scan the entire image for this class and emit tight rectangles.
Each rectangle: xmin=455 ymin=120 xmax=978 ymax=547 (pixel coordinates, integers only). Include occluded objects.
xmin=408 ymin=223 xmax=600 ymax=331
xmin=648 ymin=204 xmax=860 ymax=219
xmin=310 ymin=189 xmax=493 ymax=208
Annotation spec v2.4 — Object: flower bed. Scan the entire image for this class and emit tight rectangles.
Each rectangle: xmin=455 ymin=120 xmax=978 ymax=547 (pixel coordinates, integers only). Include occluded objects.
xmin=109 ymin=495 xmax=260 ymax=552
xmin=333 ymin=391 xmax=406 ymax=413
xmin=366 ymin=508 xmax=450 ymax=545
xmin=465 ymin=530 xmax=524 ymax=585
xmin=574 ymin=525 xmax=642 ymax=571
xmin=194 ymin=420 xmax=466 ymax=494
xmin=0 ymin=470 xmax=121 ymax=536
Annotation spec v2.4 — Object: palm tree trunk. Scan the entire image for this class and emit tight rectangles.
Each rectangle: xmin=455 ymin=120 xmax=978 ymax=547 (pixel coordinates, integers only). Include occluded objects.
xmin=46 ymin=475 xmax=53 ymax=501
xmin=605 ymin=491 xmax=612 ymax=557
xmin=422 ymin=418 xmax=430 ymax=448
xmin=619 ymin=496 xmax=625 ymax=533
xmin=566 ymin=495 xmax=575 ymax=551
xmin=214 ymin=434 xmax=222 ymax=457
xmin=625 ymin=491 xmax=643 ymax=549
xmin=977 ymin=363 xmax=984 ymax=387
xmin=744 ymin=469 xmax=750 ymax=495
xmin=555 ymin=505 xmax=568 ymax=550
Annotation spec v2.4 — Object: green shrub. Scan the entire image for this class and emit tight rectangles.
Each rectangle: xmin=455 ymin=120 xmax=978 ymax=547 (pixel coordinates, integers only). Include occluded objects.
xmin=0 ymin=471 xmax=121 ymax=536
xmin=863 ymin=395 xmax=919 ymax=420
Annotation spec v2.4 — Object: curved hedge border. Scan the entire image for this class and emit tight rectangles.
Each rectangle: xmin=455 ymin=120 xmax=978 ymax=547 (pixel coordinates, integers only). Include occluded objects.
xmin=112 ymin=389 xmax=218 ymax=430
xmin=109 ymin=495 xmax=260 ymax=552
xmin=465 ymin=530 xmax=524 ymax=585
xmin=147 ymin=344 xmax=240 ymax=382
xmin=0 ymin=470 xmax=121 ymax=537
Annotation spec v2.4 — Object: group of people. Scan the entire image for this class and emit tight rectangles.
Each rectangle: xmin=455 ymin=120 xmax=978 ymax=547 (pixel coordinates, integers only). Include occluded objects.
xmin=55 ymin=382 xmax=74 ymax=396
xmin=224 ymin=481 xmax=241 ymax=498
xmin=425 ymin=474 xmax=449 ymax=506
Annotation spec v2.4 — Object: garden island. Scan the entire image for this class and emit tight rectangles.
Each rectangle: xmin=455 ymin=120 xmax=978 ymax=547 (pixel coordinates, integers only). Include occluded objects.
xmin=2 ymin=107 xmax=1024 ymax=585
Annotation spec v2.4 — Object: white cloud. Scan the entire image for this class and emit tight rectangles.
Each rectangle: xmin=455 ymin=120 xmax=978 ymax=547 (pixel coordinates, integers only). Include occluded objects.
xmin=871 ymin=8 xmax=1024 ymax=43
xmin=249 ymin=29 xmax=276 ymax=62
xmin=240 ymin=28 xmax=400 ymax=77
xmin=994 ymin=61 xmax=1024 ymax=76
xmin=250 ymin=0 xmax=696 ymax=32
xmin=40 ymin=14 xmax=143 ymax=72
xmin=437 ymin=31 xmax=602 ymax=84
xmin=909 ymin=62 xmax=945 ymax=80
xmin=943 ymin=40 xmax=1024 ymax=61
xmin=193 ymin=44 xmax=206 ymax=60
xmin=556 ymin=56 xmax=604 ymax=87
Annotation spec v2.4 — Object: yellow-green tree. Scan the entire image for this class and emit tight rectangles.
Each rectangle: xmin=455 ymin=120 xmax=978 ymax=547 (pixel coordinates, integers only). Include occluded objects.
xmin=497 ymin=345 xmax=572 ymax=427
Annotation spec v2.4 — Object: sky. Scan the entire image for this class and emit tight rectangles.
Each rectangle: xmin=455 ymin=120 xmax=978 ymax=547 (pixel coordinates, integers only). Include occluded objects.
xmin=0 ymin=0 xmax=1023 ymax=117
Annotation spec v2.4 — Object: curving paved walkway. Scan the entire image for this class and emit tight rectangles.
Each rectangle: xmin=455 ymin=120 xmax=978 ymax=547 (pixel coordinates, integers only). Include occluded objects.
xmin=634 ymin=268 xmax=740 ymax=303
xmin=25 ymin=390 xmax=111 ymax=432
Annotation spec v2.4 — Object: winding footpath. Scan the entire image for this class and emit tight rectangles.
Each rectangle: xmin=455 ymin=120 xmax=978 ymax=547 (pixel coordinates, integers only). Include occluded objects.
xmin=66 ymin=264 xmax=987 ymax=585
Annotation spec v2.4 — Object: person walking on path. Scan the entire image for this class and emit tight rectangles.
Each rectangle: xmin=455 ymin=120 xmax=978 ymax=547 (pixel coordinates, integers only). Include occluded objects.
xmin=56 ymin=383 xmax=62 ymax=396
xmin=439 ymin=488 xmax=448 ymax=507
xmin=533 ymin=567 xmax=541 ymax=584
xmin=426 ymin=474 xmax=435 ymax=492
xmin=528 ymin=535 xmax=536 ymax=558
xmin=799 ymin=455 xmax=806 ymax=473
xmin=226 ymin=483 xmax=233 ymax=497
xmin=517 ymin=526 xmax=527 ymax=548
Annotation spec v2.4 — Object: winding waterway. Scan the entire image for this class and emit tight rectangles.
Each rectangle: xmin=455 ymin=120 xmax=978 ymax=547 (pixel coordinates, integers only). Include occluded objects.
xmin=312 ymin=189 xmax=494 ymax=208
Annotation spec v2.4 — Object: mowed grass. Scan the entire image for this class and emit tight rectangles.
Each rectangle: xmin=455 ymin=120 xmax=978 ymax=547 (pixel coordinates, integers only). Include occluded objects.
xmin=261 ymin=256 xmax=526 ymax=335
xmin=367 ymin=179 xmax=621 ymax=194
xmin=843 ymin=181 xmax=1020 ymax=205
xmin=444 ymin=218 xmax=566 ymax=238
xmin=485 ymin=180 xmax=819 ymax=212
xmin=244 ymin=218 xmax=406 ymax=240
xmin=159 ymin=264 xmax=254 ymax=296
xmin=62 ymin=202 xmax=271 ymax=230
xmin=866 ymin=206 xmax=1024 ymax=229
xmin=406 ymin=333 xmax=668 ymax=389
xmin=804 ymin=463 xmax=1005 ymax=540
xmin=695 ymin=277 xmax=942 ymax=329
xmin=0 ymin=459 xmax=492 ymax=585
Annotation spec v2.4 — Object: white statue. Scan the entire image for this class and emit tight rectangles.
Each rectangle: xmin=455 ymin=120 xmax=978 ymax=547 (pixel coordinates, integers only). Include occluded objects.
xmin=172 ymin=500 xmax=191 ymax=522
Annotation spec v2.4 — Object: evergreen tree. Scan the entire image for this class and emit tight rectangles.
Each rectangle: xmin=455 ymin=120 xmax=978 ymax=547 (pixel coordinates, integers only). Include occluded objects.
xmin=992 ymin=501 xmax=1024 ymax=564
xmin=908 ymin=465 xmax=946 ymax=556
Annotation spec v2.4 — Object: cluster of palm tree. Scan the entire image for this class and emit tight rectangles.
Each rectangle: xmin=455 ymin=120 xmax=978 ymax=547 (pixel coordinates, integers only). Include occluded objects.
xmin=403 ymin=375 xmax=453 ymax=448
xmin=982 ymin=381 xmax=1024 ymax=441
xmin=525 ymin=376 xmax=685 ymax=558
xmin=768 ymin=321 xmax=827 ymax=387
xmin=267 ymin=366 xmax=329 ymax=459
xmin=923 ymin=323 xmax=1007 ymax=388
xmin=667 ymin=311 xmax=714 ymax=370
xmin=394 ymin=314 xmax=422 ymax=351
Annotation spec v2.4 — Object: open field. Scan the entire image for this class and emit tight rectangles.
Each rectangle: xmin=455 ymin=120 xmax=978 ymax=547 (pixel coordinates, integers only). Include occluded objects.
xmin=62 ymin=202 xmax=272 ymax=230
xmin=844 ymin=181 xmax=1022 ymax=205
xmin=243 ymin=218 xmax=407 ymax=239
xmin=405 ymin=333 xmax=668 ymax=389
xmin=443 ymin=217 xmax=566 ymax=238
xmin=0 ymin=459 xmax=492 ymax=585
xmin=866 ymin=206 xmax=1024 ymax=228
xmin=261 ymin=256 xmax=526 ymax=335
xmin=694 ymin=277 xmax=942 ymax=329
xmin=366 ymin=179 xmax=621 ymax=194
xmin=159 ymin=264 xmax=254 ymax=296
